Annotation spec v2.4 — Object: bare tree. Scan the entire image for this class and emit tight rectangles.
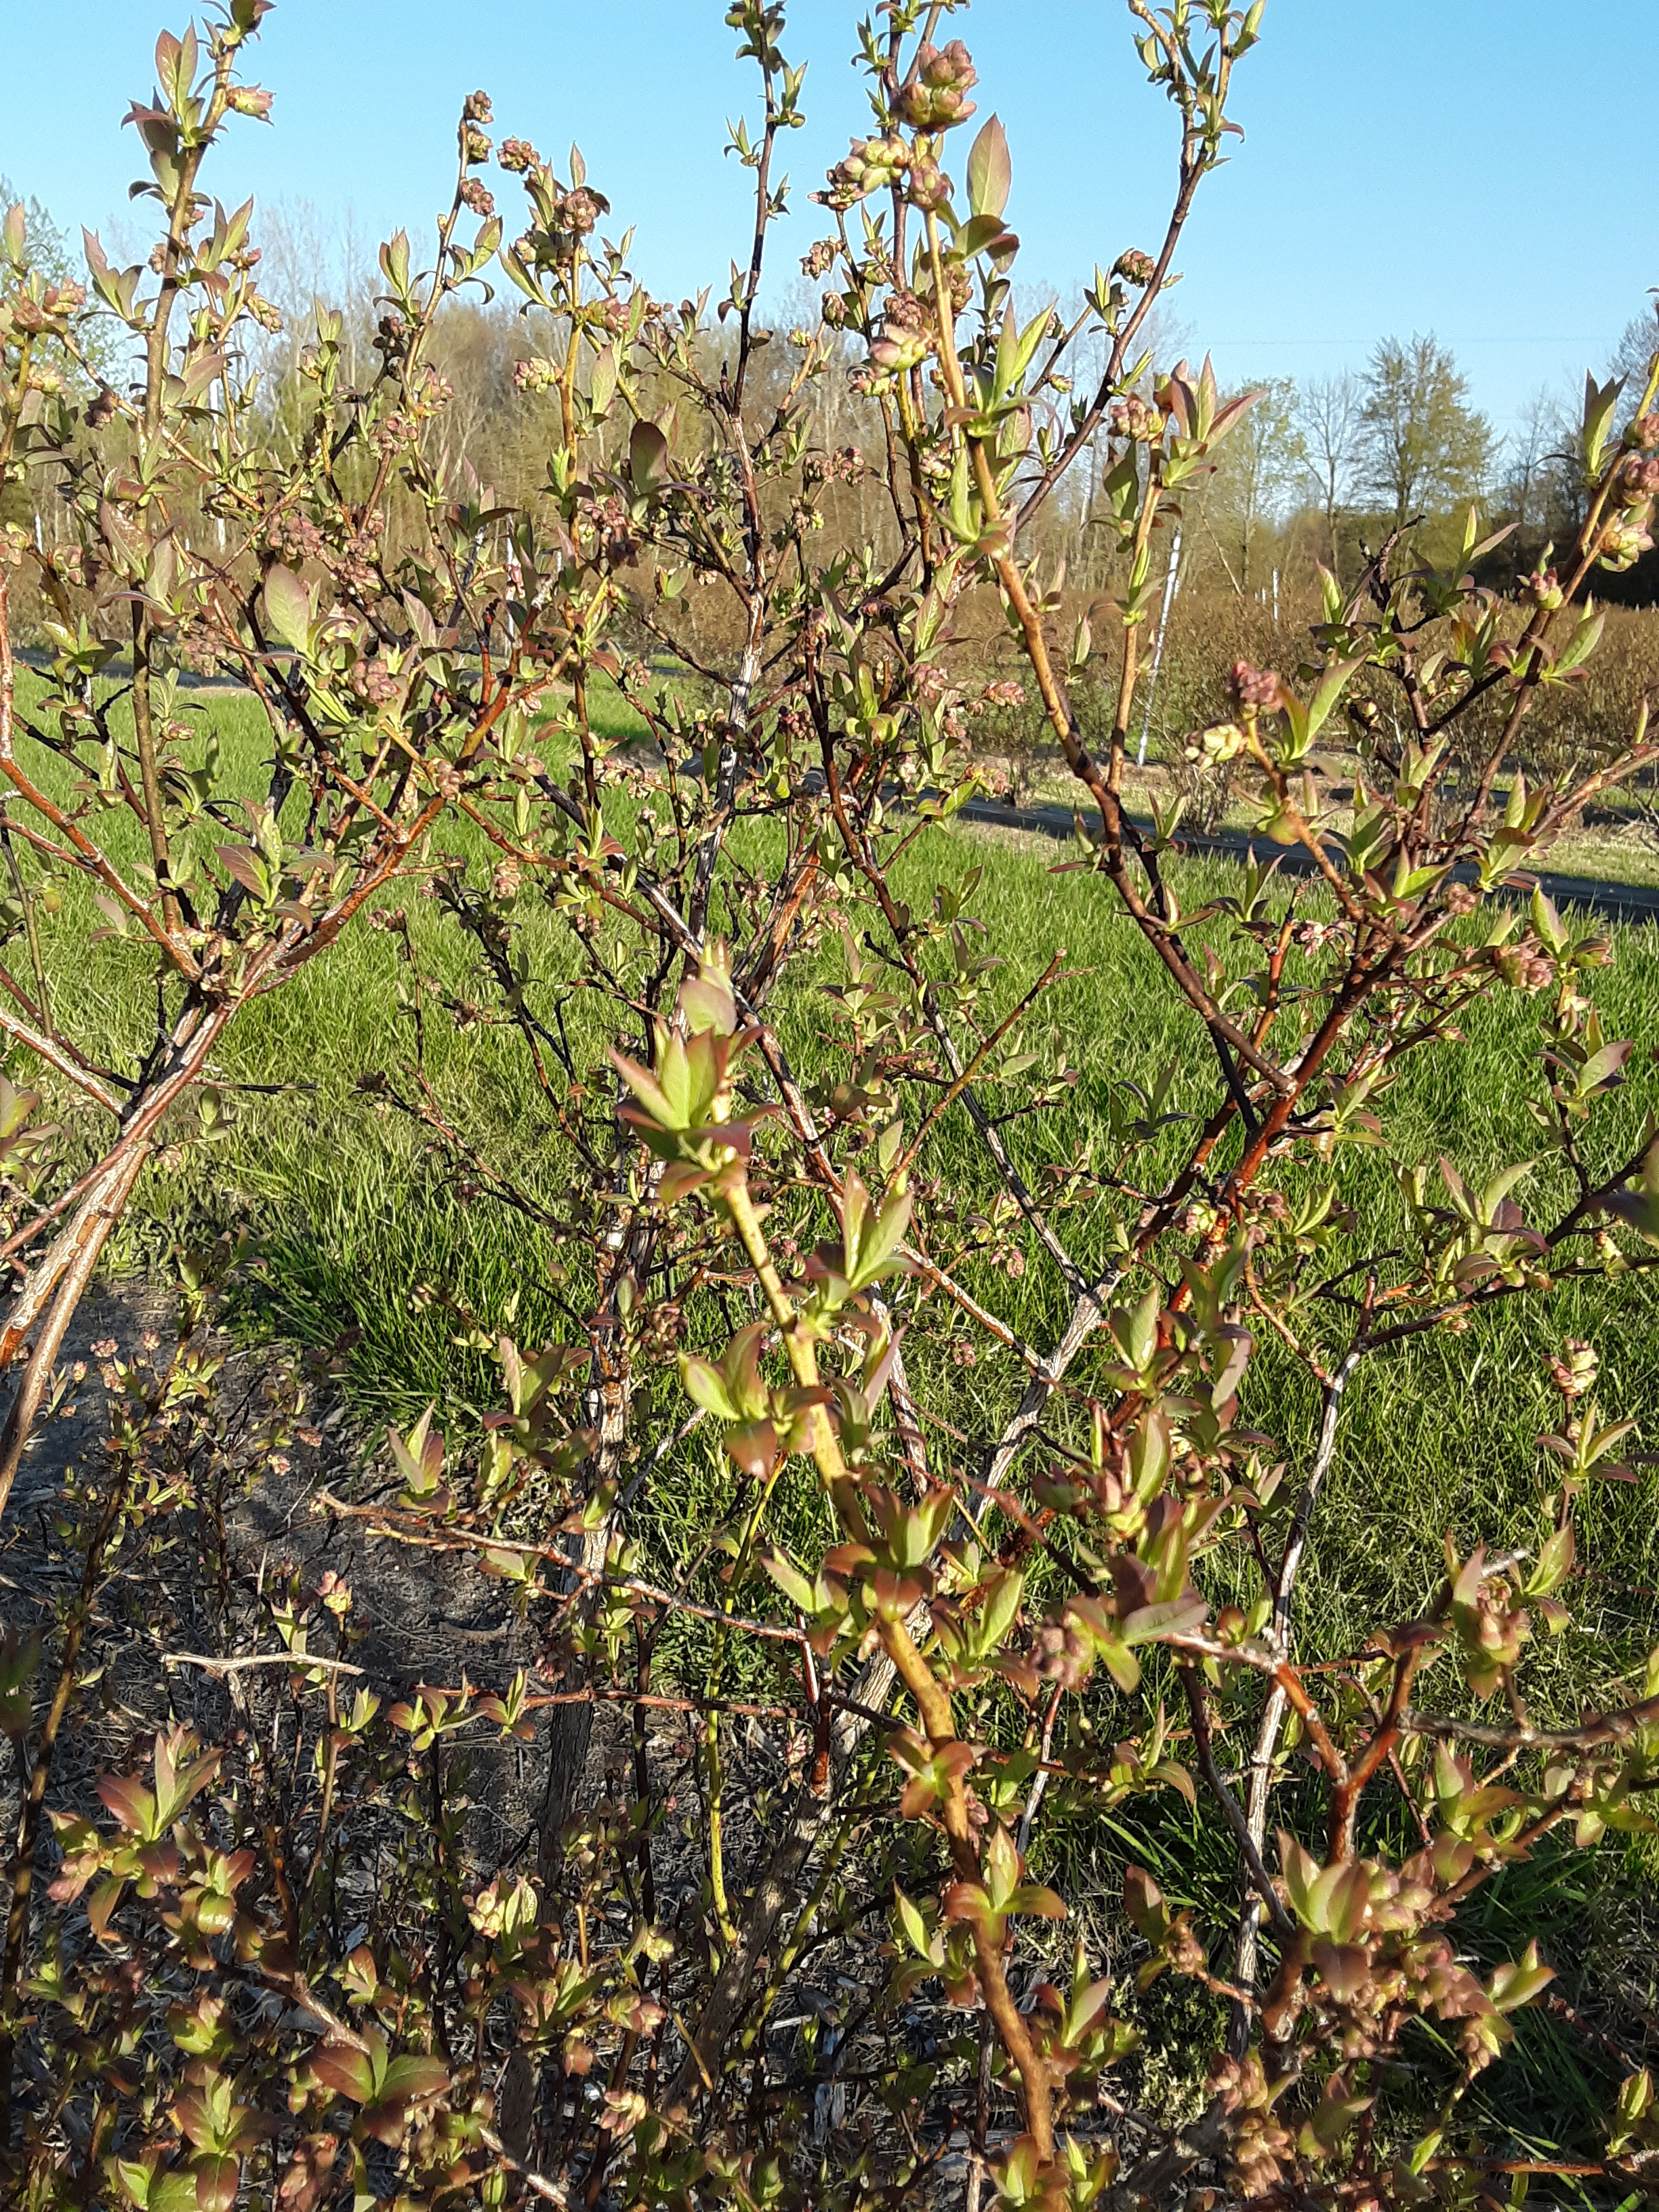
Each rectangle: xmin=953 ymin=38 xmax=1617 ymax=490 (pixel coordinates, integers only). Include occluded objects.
xmin=1500 ymin=382 xmax=1569 ymax=535
xmin=1197 ymin=373 xmax=1301 ymax=594
xmin=1296 ymin=369 xmax=1361 ymax=581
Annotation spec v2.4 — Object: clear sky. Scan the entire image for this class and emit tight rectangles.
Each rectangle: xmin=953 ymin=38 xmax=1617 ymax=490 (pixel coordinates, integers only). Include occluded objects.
xmin=1 ymin=1 xmax=1651 ymax=438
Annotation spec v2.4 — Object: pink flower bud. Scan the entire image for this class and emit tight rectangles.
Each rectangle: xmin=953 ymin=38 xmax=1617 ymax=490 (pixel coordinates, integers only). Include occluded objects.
xmin=1112 ymin=249 xmax=1158 ymax=287
xmin=1631 ymin=411 xmax=1659 ymax=453
xmin=1227 ymin=660 xmax=1284 ymax=713
xmin=228 ymin=85 xmax=273 ymax=121
xmin=498 ymin=138 xmax=539 ymax=175
xmin=463 ymin=90 xmax=493 ymax=124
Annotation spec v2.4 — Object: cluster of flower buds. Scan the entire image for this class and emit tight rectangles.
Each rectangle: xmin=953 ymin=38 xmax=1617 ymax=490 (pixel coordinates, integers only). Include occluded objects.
xmin=371 ymin=411 xmax=418 ymax=457
xmin=1629 ymin=411 xmax=1659 ymax=452
xmin=1187 ymin=720 xmax=1248 ymax=764
xmin=4 ymin=279 xmax=84 ymax=345
xmin=579 ymin=491 xmax=639 ymax=569
xmin=461 ymin=91 xmax=493 ymax=166
xmin=825 ymin=134 xmax=910 ymax=209
xmin=1522 ymin=565 xmax=1564 ymax=611
xmin=348 ymin=655 xmax=404 ymax=710
xmin=1600 ymin=514 xmax=1654 ymax=569
xmin=1496 ymin=941 xmax=1555 ymax=992
xmin=460 ymin=178 xmax=495 ymax=218
xmin=265 ymin=509 xmax=325 ymax=565
xmin=1109 ymin=392 xmax=1162 ymax=443
xmin=560 ymin=187 xmax=604 ymax=239
xmin=905 ymin=156 xmax=953 ymax=212
xmin=1112 ymin=248 xmax=1158 ymax=287
xmin=498 ymin=138 xmax=539 ymax=174
xmin=1227 ymin=659 xmax=1286 ymax=714
xmin=1619 ymin=451 xmax=1659 ymax=503
xmin=804 ymin=443 xmax=869 ymax=487
xmin=1441 ymin=880 xmax=1480 ymax=918
xmin=896 ymin=39 xmax=979 ymax=130
xmin=868 ymin=290 xmax=933 ymax=375
xmin=1549 ymin=1338 xmax=1599 ymax=1400
xmin=800 ymin=238 xmax=836 ymax=279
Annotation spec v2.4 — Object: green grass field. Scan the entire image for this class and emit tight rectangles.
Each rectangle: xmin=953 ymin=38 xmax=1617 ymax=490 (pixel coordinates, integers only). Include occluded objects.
xmin=11 ymin=668 xmax=1659 ymax=2144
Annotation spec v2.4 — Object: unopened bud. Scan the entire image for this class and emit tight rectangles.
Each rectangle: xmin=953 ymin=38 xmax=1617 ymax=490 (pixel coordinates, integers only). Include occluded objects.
xmin=1109 ymin=392 xmax=1160 ymax=443
xmin=1186 ymin=721 xmax=1248 ymax=765
xmin=1112 ymin=249 xmax=1157 ymax=287
xmin=1227 ymin=659 xmax=1284 ymax=713
xmin=898 ymin=41 xmax=979 ymax=129
xmin=1548 ymin=1338 xmax=1598 ymax=1400
xmin=906 ymin=158 xmax=953 ymax=213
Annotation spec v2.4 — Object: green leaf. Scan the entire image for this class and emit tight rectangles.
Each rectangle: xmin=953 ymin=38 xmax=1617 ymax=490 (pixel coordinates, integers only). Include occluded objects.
xmin=680 ymin=1354 xmax=741 ymax=1421
xmin=630 ymin=419 xmax=669 ymax=493
xmin=762 ymin=1547 xmax=817 ymax=1614
xmin=261 ymin=564 xmax=310 ymax=655
xmin=966 ymin=115 xmax=1010 ymax=220
xmin=1582 ymin=371 xmax=1625 ymax=478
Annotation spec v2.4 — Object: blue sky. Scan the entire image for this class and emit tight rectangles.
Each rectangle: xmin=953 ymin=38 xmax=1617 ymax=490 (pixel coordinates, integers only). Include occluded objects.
xmin=1 ymin=1 xmax=1651 ymax=437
